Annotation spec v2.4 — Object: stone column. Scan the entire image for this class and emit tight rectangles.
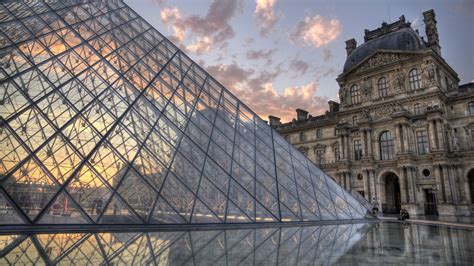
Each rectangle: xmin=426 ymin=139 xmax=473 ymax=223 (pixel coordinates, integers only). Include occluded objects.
xmin=339 ymin=135 xmax=345 ymax=159
xmin=437 ymin=119 xmax=446 ymax=150
xmin=345 ymin=172 xmax=351 ymax=191
xmin=433 ymin=165 xmax=445 ymax=202
xmin=398 ymin=167 xmax=408 ymax=204
xmin=448 ymin=165 xmax=460 ymax=203
xmin=367 ymin=129 xmax=373 ymax=157
xmin=405 ymin=167 xmax=415 ymax=203
xmin=395 ymin=123 xmax=403 ymax=154
xmin=363 ymin=170 xmax=369 ymax=200
xmin=361 ymin=130 xmax=367 ymax=157
xmin=442 ymin=164 xmax=453 ymax=203
xmin=410 ymin=167 xmax=418 ymax=202
xmin=345 ymin=135 xmax=350 ymax=160
xmin=369 ymin=170 xmax=376 ymax=200
xmin=456 ymin=166 xmax=468 ymax=203
xmin=428 ymin=119 xmax=438 ymax=150
xmin=403 ymin=124 xmax=410 ymax=153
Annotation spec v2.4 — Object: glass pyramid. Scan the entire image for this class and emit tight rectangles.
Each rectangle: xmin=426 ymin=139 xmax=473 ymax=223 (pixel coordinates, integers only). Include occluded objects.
xmin=0 ymin=0 xmax=368 ymax=226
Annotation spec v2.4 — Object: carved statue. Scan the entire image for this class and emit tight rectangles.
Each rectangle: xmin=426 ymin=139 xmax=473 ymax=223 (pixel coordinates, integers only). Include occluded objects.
xmin=423 ymin=65 xmax=437 ymax=86
xmin=361 ymin=80 xmax=372 ymax=100
xmin=393 ymin=73 xmax=405 ymax=92
xmin=362 ymin=109 xmax=372 ymax=121
xmin=452 ymin=133 xmax=460 ymax=150
xmin=339 ymin=86 xmax=347 ymax=104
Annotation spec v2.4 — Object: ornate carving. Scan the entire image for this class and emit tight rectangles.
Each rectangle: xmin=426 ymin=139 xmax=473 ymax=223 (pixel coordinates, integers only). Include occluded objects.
xmin=339 ymin=86 xmax=348 ymax=105
xmin=422 ymin=64 xmax=437 ymax=86
xmin=356 ymin=52 xmax=410 ymax=73
xmin=373 ymin=105 xmax=393 ymax=119
xmin=392 ymin=72 xmax=405 ymax=93
xmin=412 ymin=119 xmax=427 ymax=128
xmin=361 ymin=80 xmax=372 ymax=101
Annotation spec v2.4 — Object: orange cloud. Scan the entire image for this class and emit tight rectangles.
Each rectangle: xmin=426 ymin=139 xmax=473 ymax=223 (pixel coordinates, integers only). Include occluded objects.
xmin=255 ymin=0 xmax=279 ymax=36
xmin=186 ymin=36 xmax=213 ymax=54
xmin=159 ymin=0 xmax=242 ymax=54
xmin=291 ymin=15 xmax=341 ymax=48
xmin=160 ymin=7 xmax=186 ymax=42
xmin=206 ymin=63 xmax=328 ymax=122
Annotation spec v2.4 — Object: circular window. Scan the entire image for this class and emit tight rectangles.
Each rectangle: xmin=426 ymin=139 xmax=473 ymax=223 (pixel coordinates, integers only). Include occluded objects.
xmin=422 ymin=169 xmax=431 ymax=177
xmin=357 ymin=173 xmax=363 ymax=180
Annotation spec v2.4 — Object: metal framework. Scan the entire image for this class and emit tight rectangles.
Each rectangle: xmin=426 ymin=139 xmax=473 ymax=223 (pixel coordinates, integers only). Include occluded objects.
xmin=0 ymin=223 xmax=368 ymax=265
xmin=0 ymin=0 xmax=368 ymax=226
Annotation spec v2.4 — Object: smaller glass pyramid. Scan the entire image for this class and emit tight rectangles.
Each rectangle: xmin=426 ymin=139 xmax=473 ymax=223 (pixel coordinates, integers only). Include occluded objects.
xmin=0 ymin=0 xmax=368 ymax=226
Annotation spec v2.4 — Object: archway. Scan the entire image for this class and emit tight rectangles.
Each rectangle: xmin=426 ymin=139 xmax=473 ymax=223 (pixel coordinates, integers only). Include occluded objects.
xmin=468 ymin=169 xmax=474 ymax=203
xmin=383 ymin=173 xmax=401 ymax=214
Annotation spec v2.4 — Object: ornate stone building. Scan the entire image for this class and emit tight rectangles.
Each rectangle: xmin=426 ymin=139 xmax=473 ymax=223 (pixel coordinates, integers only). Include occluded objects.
xmin=271 ymin=10 xmax=474 ymax=216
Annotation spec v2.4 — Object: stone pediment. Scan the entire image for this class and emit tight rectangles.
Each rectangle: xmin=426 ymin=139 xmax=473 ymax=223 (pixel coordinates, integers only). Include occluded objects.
xmin=348 ymin=50 xmax=417 ymax=75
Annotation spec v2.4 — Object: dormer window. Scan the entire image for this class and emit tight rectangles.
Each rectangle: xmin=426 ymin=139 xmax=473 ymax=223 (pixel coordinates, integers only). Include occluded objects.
xmin=469 ymin=101 xmax=474 ymax=114
xmin=300 ymin=132 xmax=306 ymax=142
xmin=408 ymin=68 xmax=421 ymax=90
xmin=350 ymin=84 xmax=361 ymax=104
xmin=378 ymin=77 xmax=389 ymax=97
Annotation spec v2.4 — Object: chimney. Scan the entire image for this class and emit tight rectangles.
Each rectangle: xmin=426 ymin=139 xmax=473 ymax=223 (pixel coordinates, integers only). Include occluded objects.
xmin=328 ymin=100 xmax=340 ymax=113
xmin=296 ymin=109 xmax=309 ymax=121
xmin=423 ymin=9 xmax=441 ymax=56
xmin=345 ymin=38 xmax=357 ymax=56
xmin=268 ymin=115 xmax=281 ymax=126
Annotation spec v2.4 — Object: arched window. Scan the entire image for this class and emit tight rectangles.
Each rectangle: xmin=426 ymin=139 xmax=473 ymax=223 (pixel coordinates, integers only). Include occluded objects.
xmin=350 ymin=84 xmax=361 ymax=104
xmin=379 ymin=131 xmax=395 ymax=160
xmin=378 ymin=77 xmax=389 ymax=97
xmin=408 ymin=68 xmax=421 ymax=90
xmin=469 ymin=101 xmax=474 ymax=114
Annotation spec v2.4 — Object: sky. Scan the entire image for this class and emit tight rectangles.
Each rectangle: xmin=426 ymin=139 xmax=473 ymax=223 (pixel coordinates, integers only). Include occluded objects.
xmin=124 ymin=0 xmax=473 ymax=122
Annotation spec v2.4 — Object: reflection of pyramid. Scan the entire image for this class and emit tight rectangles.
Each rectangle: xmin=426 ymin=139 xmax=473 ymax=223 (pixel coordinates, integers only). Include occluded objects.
xmin=0 ymin=224 xmax=369 ymax=264
xmin=0 ymin=0 xmax=368 ymax=226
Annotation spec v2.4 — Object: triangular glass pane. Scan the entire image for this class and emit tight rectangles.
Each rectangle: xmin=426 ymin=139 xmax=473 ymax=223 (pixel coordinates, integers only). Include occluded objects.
xmin=36 ymin=233 xmax=87 ymax=263
xmin=150 ymin=196 xmax=186 ymax=224
xmin=2 ymin=158 xmax=59 ymax=221
xmin=0 ymin=191 xmax=25 ymax=224
xmin=98 ymin=193 xmax=143 ymax=224
xmin=226 ymin=200 xmax=251 ymax=223
xmin=190 ymin=198 xmax=221 ymax=223
xmin=37 ymin=190 xmax=89 ymax=224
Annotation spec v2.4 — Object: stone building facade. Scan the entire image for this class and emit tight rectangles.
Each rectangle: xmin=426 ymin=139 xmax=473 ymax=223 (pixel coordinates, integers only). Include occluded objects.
xmin=271 ymin=10 xmax=474 ymax=216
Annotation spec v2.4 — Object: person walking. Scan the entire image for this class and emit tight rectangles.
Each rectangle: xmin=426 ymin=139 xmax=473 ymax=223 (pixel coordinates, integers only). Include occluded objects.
xmin=371 ymin=197 xmax=379 ymax=216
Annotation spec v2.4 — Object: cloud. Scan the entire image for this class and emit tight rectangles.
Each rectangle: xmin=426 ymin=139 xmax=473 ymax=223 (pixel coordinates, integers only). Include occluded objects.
xmin=255 ymin=0 xmax=279 ymax=37
xmin=160 ymin=0 xmax=243 ymax=54
xmin=186 ymin=36 xmax=213 ymax=54
xmin=160 ymin=7 xmax=186 ymax=42
xmin=290 ymin=15 xmax=341 ymax=48
xmin=289 ymin=59 xmax=309 ymax=76
xmin=322 ymin=49 xmax=333 ymax=61
xmin=206 ymin=63 xmax=328 ymax=122
xmin=150 ymin=0 xmax=165 ymax=5
xmin=246 ymin=48 xmax=277 ymax=62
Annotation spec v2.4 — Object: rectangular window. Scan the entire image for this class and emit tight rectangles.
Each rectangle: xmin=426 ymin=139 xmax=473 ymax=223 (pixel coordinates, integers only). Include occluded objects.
xmin=469 ymin=102 xmax=474 ymax=114
xmin=414 ymin=103 xmax=422 ymax=115
xmin=353 ymin=116 xmax=358 ymax=126
xmin=416 ymin=130 xmax=429 ymax=154
xmin=316 ymin=149 xmax=324 ymax=163
xmin=316 ymin=129 xmax=322 ymax=139
xmin=354 ymin=140 xmax=362 ymax=160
